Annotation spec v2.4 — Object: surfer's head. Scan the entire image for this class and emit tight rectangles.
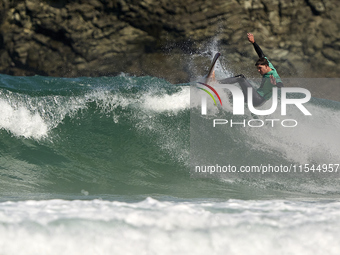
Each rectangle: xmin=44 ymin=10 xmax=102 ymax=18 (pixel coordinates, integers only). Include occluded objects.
xmin=255 ymin=58 xmax=271 ymax=75
xmin=255 ymin=57 xmax=269 ymax=66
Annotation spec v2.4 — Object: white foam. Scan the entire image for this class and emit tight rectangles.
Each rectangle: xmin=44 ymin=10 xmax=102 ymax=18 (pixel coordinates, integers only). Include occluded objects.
xmin=0 ymin=84 xmax=192 ymax=140
xmin=0 ymin=198 xmax=340 ymax=255
xmin=0 ymin=99 xmax=48 ymax=139
xmin=141 ymin=88 xmax=190 ymax=113
xmin=245 ymin=100 xmax=340 ymax=164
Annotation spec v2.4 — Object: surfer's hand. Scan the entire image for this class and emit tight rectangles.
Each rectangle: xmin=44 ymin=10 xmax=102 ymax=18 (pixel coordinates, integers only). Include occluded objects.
xmin=247 ymin=33 xmax=255 ymax=44
xmin=270 ymin=75 xmax=276 ymax=85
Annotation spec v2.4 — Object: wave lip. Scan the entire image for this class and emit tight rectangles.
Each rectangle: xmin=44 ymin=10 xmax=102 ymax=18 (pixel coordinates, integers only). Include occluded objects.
xmin=0 ymin=99 xmax=48 ymax=139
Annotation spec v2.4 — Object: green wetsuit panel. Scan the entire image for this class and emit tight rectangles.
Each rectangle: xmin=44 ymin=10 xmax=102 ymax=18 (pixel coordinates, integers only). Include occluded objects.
xmin=256 ymin=57 xmax=282 ymax=100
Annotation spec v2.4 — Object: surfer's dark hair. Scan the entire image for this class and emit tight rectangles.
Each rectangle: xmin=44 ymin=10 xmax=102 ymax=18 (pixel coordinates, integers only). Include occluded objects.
xmin=255 ymin=57 xmax=269 ymax=66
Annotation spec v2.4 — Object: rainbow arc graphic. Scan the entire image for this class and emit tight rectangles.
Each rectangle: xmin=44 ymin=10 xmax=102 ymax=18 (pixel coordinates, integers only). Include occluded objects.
xmin=197 ymin=82 xmax=222 ymax=106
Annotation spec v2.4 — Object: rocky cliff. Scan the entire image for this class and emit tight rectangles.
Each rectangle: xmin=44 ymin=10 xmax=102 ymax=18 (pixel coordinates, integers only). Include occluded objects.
xmin=0 ymin=0 xmax=339 ymax=83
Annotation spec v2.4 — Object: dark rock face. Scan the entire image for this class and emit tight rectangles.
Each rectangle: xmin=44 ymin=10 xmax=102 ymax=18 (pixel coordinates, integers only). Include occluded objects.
xmin=0 ymin=0 xmax=339 ymax=83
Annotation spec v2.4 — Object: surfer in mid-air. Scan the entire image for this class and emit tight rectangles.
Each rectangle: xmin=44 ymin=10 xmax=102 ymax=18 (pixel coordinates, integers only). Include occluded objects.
xmin=211 ymin=33 xmax=283 ymax=106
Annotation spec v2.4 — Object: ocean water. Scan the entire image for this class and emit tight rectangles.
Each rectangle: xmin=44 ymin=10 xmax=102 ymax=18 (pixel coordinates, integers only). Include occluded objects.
xmin=0 ymin=72 xmax=340 ymax=254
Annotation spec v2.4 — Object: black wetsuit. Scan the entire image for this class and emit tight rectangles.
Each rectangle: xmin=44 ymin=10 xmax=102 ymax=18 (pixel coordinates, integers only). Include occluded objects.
xmin=219 ymin=42 xmax=283 ymax=107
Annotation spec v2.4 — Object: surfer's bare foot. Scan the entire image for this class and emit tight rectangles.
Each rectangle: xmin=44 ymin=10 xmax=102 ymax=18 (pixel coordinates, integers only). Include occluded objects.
xmin=208 ymin=70 xmax=216 ymax=81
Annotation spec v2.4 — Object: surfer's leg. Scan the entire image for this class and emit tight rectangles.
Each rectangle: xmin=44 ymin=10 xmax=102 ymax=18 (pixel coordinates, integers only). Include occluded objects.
xmin=218 ymin=74 xmax=246 ymax=85
xmin=237 ymin=78 xmax=266 ymax=106
xmin=219 ymin=74 xmax=266 ymax=106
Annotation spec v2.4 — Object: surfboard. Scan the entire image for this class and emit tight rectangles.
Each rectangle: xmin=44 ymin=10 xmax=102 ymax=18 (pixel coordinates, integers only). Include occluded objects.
xmin=196 ymin=52 xmax=223 ymax=106
xmin=206 ymin=52 xmax=220 ymax=80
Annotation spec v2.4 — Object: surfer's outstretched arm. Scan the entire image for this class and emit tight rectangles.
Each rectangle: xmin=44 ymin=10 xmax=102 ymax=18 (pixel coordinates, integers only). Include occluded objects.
xmin=248 ymin=32 xmax=284 ymax=88
xmin=247 ymin=33 xmax=265 ymax=58
xmin=252 ymin=42 xmax=265 ymax=58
